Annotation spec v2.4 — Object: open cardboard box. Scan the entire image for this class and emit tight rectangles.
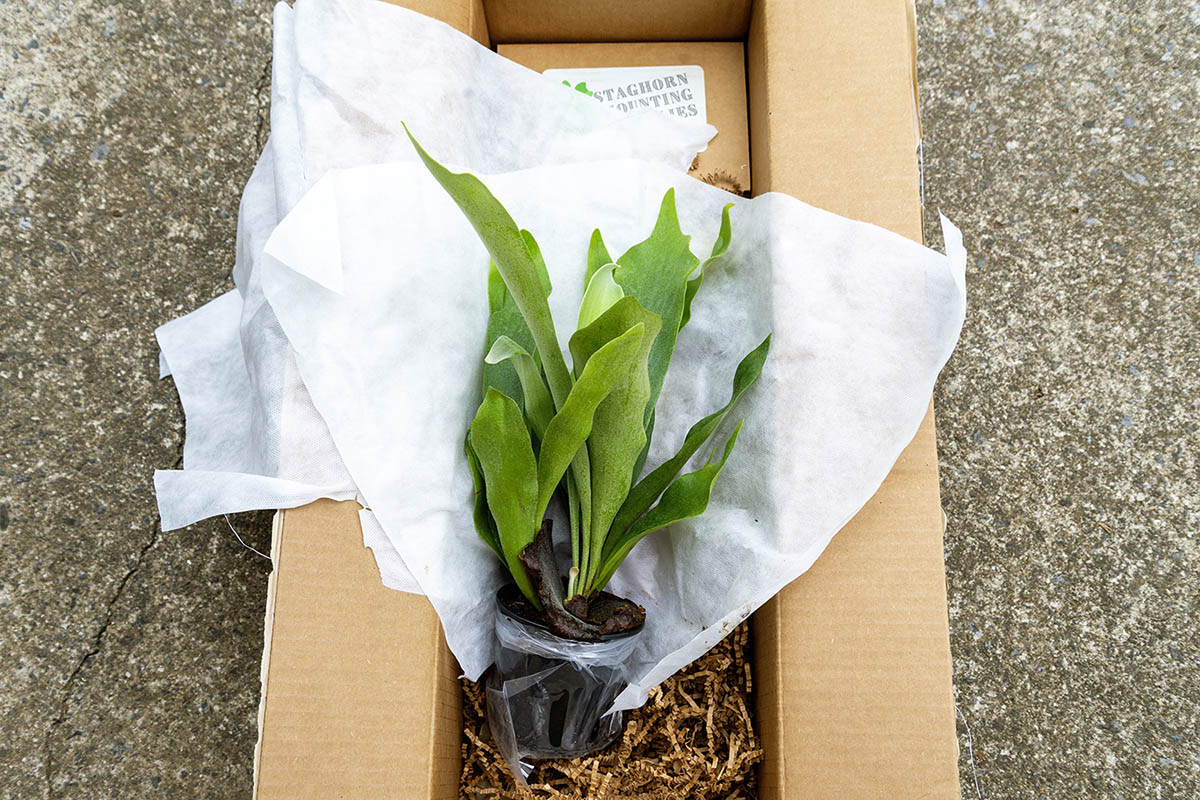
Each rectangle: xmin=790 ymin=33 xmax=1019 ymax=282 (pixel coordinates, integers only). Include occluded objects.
xmin=253 ymin=1 xmax=960 ymax=797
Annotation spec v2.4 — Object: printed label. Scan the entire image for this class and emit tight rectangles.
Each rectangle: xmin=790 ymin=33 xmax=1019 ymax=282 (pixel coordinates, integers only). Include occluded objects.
xmin=544 ymin=65 xmax=707 ymax=123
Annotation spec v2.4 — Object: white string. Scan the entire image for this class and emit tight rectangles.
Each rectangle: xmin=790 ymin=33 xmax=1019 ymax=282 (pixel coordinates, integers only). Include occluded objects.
xmin=956 ymin=704 xmax=984 ymax=800
xmin=223 ymin=514 xmax=272 ymax=561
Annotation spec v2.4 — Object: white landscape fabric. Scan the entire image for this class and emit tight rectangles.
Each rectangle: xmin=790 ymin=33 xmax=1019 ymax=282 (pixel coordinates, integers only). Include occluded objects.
xmin=152 ymin=0 xmax=967 ymax=714
xmin=152 ymin=0 xmax=714 ymax=532
xmin=259 ymin=157 xmax=964 ymax=712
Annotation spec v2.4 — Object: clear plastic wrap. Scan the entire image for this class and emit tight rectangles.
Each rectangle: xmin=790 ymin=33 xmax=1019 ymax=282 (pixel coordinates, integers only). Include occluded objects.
xmin=486 ymin=587 xmax=643 ymax=780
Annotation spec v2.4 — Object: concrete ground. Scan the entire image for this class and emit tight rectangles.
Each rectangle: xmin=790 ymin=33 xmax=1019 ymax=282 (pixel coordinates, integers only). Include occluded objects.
xmin=921 ymin=1 xmax=1198 ymax=796
xmin=0 ymin=1 xmax=1194 ymax=798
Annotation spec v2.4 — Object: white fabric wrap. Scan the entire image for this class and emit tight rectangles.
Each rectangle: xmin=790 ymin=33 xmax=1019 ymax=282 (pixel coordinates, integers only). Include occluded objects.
xmin=154 ymin=0 xmax=713 ymax=531
xmin=254 ymin=159 xmax=966 ymax=709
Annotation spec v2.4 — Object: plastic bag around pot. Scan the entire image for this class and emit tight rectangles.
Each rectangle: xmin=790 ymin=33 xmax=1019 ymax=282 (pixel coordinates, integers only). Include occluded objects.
xmin=486 ymin=585 xmax=643 ymax=780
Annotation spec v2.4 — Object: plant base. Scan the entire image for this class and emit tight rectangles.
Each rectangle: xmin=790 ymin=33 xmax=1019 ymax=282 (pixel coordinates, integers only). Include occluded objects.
xmin=485 ymin=584 xmax=643 ymax=770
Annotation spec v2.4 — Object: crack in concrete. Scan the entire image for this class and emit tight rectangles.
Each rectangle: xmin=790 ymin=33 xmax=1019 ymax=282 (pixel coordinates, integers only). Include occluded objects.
xmin=253 ymin=54 xmax=273 ymax=154
xmin=42 ymin=517 xmax=163 ymax=799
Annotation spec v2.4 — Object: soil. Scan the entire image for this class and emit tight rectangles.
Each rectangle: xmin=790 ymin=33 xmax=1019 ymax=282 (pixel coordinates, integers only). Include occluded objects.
xmin=498 ymin=583 xmax=646 ymax=641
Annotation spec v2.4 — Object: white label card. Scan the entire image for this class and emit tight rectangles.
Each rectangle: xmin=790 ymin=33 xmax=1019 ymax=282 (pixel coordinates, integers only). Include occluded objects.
xmin=543 ymin=65 xmax=707 ymax=123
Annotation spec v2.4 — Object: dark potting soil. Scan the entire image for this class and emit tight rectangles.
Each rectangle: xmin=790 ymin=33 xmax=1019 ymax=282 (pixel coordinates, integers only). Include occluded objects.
xmin=459 ymin=621 xmax=760 ymax=799
xmin=497 ymin=583 xmax=646 ymax=640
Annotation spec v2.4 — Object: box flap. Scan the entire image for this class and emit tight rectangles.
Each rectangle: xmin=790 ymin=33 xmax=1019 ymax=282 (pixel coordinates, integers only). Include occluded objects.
xmin=254 ymin=500 xmax=460 ymax=799
xmin=747 ymin=1 xmax=959 ymax=797
xmin=483 ymin=0 xmax=752 ymax=44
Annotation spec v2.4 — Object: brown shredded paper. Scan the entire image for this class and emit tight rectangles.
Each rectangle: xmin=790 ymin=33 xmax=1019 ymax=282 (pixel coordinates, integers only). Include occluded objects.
xmin=460 ymin=622 xmax=760 ymax=799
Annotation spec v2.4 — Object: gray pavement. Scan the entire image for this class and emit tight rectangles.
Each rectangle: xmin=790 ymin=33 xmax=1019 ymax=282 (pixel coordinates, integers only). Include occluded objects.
xmin=921 ymin=2 xmax=1198 ymax=797
xmin=1 ymin=1 xmax=1196 ymax=798
xmin=1 ymin=2 xmax=275 ymax=797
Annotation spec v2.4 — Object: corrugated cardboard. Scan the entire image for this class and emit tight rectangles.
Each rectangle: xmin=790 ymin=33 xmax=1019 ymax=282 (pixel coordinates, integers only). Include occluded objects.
xmin=746 ymin=3 xmax=958 ymax=798
xmin=499 ymin=42 xmax=750 ymax=195
xmin=254 ymin=2 xmax=959 ymax=798
xmin=482 ymin=0 xmax=753 ymax=44
xmin=398 ymin=0 xmax=490 ymax=45
xmin=254 ymin=500 xmax=461 ymax=798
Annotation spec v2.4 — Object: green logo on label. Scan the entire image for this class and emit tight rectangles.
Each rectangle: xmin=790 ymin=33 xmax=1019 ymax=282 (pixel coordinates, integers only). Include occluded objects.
xmin=561 ymin=79 xmax=594 ymax=97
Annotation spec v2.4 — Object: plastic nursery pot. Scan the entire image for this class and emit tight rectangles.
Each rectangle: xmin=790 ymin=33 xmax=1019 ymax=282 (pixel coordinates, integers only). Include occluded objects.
xmin=486 ymin=584 xmax=644 ymax=766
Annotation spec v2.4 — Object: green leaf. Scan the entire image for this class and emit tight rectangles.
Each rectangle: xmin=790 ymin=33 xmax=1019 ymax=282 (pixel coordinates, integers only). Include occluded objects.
xmin=576 ymin=263 xmax=624 ymax=333
xmin=622 ymin=199 xmax=734 ymax=477
xmin=611 ymin=189 xmax=700 ymax=430
xmin=680 ymin=203 xmax=733 ymax=329
xmin=631 ymin=408 xmax=657 ymax=481
xmin=585 ymin=228 xmax=612 ymax=286
xmin=535 ymin=323 xmax=646 ymax=523
xmin=520 ymin=229 xmax=553 ymax=296
xmin=611 ymin=334 xmax=771 ymax=540
xmin=464 ymin=431 xmax=501 ymax=560
xmin=469 ymin=388 xmax=541 ymax=607
xmin=568 ymin=297 xmax=662 ymax=586
xmin=483 ymin=262 xmax=535 ymax=408
xmin=406 ymin=126 xmax=573 ymax=413
xmin=485 ymin=335 xmax=554 ymax=440
xmin=590 ymin=421 xmax=744 ymax=593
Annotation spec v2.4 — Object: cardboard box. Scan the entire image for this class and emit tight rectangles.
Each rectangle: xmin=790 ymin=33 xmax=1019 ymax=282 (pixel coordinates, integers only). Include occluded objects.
xmin=253 ymin=2 xmax=959 ymax=798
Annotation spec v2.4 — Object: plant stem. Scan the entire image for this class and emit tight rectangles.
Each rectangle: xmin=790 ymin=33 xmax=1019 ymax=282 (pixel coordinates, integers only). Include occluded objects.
xmin=570 ymin=445 xmax=593 ymax=597
xmin=566 ymin=470 xmax=580 ymax=597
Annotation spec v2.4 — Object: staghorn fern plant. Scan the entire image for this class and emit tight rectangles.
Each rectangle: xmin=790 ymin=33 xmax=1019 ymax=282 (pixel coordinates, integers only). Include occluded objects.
xmin=406 ymin=128 xmax=770 ymax=641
